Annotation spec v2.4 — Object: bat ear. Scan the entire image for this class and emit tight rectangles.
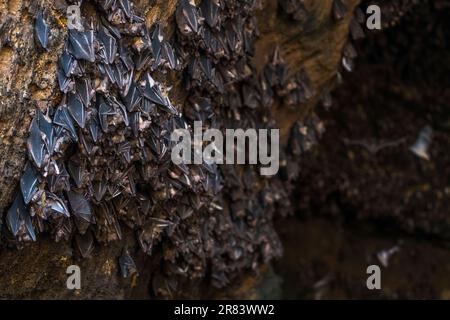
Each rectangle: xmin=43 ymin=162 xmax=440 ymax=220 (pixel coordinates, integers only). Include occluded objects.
xmin=410 ymin=126 xmax=433 ymax=160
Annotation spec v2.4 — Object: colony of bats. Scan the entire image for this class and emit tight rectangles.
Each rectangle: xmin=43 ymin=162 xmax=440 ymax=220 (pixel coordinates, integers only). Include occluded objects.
xmin=1 ymin=0 xmax=434 ymax=297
